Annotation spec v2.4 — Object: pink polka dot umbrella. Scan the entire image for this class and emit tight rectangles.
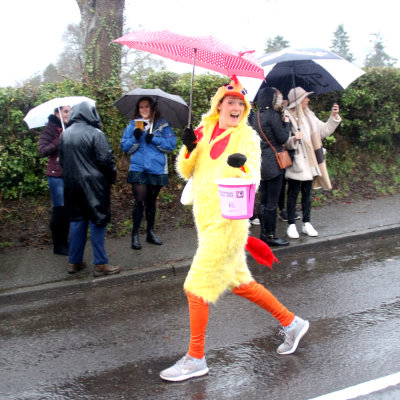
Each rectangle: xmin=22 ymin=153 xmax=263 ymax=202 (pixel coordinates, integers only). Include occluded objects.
xmin=113 ymin=29 xmax=264 ymax=126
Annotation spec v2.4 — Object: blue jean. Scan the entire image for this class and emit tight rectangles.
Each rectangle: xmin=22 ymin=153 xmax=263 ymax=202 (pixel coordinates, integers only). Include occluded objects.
xmin=47 ymin=176 xmax=64 ymax=207
xmin=68 ymin=220 xmax=108 ymax=265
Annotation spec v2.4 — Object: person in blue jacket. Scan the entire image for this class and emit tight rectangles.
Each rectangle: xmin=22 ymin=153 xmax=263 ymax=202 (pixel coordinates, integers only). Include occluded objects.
xmin=120 ymin=96 xmax=177 ymax=250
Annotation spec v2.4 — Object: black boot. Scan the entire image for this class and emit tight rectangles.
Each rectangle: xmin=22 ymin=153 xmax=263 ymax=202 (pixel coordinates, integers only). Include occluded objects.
xmin=50 ymin=206 xmax=69 ymax=256
xmin=259 ymin=206 xmax=289 ymax=247
xmin=131 ymin=231 xmax=141 ymax=250
xmin=131 ymin=201 xmax=144 ymax=250
xmin=146 ymin=229 xmax=163 ymax=245
xmin=146 ymin=204 xmax=162 ymax=245
xmin=266 ymin=235 xmax=290 ymax=246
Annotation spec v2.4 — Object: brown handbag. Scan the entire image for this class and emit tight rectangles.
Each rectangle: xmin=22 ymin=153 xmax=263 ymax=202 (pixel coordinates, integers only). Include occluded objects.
xmin=257 ymin=111 xmax=292 ymax=170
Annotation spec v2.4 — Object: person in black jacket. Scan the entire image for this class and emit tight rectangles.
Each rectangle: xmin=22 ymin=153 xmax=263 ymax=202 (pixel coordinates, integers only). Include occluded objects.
xmin=59 ymin=102 xmax=120 ymax=277
xmin=249 ymin=87 xmax=293 ymax=246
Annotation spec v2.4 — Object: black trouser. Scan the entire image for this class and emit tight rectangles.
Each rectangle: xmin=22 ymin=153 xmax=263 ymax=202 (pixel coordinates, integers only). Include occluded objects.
xmin=259 ymin=174 xmax=284 ymax=211
xmin=258 ymin=174 xmax=284 ymax=237
xmin=286 ymin=179 xmax=312 ymax=225
xmin=131 ymin=183 xmax=162 ymax=233
xmin=50 ymin=206 xmax=69 ymax=246
xmin=278 ymin=178 xmax=287 ymax=211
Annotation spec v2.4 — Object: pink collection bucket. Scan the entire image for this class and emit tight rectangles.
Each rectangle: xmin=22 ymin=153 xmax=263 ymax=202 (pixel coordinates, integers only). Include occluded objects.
xmin=215 ymin=178 xmax=256 ymax=219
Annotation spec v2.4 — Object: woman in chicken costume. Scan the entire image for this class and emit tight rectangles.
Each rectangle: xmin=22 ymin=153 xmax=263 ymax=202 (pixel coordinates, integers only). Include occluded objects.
xmin=160 ymin=77 xmax=309 ymax=382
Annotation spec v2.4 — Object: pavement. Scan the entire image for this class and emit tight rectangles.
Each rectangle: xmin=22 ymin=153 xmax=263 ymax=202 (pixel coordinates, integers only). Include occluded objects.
xmin=1 ymin=194 xmax=400 ymax=301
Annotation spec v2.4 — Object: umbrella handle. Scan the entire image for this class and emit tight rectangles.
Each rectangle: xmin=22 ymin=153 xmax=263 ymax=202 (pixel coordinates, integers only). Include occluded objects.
xmin=58 ymin=106 xmax=65 ymax=131
xmin=291 ymin=73 xmax=302 ymax=144
xmin=188 ymin=48 xmax=197 ymax=128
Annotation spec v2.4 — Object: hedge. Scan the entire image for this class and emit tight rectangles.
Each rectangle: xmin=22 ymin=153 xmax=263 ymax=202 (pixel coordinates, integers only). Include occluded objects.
xmin=0 ymin=68 xmax=399 ymax=200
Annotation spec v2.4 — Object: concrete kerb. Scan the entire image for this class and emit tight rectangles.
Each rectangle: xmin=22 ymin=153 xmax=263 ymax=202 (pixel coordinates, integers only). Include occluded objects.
xmin=2 ymin=223 xmax=400 ymax=303
xmin=0 ymin=258 xmax=192 ymax=304
xmin=271 ymin=223 xmax=400 ymax=256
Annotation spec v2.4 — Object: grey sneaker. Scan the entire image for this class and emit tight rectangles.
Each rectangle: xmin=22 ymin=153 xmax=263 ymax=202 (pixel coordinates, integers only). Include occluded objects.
xmin=160 ymin=354 xmax=209 ymax=382
xmin=277 ymin=316 xmax=309 ymax=355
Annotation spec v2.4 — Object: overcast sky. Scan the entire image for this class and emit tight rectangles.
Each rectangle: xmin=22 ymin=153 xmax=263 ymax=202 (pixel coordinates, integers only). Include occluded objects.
xmin=1 ymin=0 xmax=398 ymax=87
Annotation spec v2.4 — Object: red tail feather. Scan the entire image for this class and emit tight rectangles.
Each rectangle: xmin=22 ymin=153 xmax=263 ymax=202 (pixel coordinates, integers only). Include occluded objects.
xmin=245 ymin=236 xmax=279 ymax=269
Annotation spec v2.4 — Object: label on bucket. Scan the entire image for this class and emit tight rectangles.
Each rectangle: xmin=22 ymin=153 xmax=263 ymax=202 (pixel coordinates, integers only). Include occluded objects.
xmin=215 ymin=178 xmax=256 ymax=220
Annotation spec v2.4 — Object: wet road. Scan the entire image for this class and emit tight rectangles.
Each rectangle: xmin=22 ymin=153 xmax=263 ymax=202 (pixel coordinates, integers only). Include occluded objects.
xmin=1 ymin=234 xmax=400 ymax=400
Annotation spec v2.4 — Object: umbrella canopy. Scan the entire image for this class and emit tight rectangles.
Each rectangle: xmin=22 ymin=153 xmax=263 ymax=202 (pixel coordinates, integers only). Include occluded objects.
xmin=24 ymin=96 xmax=96 ymax=129
xmin=113 ymin=29 xmax=264 ymax=126
xmin=114 ymin=88 xmax=190 ymax=129
xmin=113 ymin=29 xmax=264 ymax=79
xmin=242 ymin=47 xmax=365 ymax=101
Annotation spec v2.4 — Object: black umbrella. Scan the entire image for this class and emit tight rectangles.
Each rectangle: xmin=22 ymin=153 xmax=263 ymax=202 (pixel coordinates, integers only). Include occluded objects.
xmin=242 ymin=47 xmax=365 ymax=139
xmin=243 ymin=47 xmax=365 ymax=101
xmin=114 ymin=88 xmax=190 ymax=129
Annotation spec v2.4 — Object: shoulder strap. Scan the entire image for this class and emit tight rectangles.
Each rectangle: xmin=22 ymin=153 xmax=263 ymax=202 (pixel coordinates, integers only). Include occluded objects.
xmin=257 ymin=111 xmax=279 ymax=157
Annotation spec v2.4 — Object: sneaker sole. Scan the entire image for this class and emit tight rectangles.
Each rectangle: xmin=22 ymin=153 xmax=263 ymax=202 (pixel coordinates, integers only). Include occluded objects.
xmin=68 ymin=264 xmax=86 ymax=274
xmin=302 ymin=230 xmax=318 ymax=237
xmin=93 ymin=270 xmax=121 ymax=277
xmin=160 ymin=367 xmax=209 ymax=382
xmin=277 ymin=320 xmax=310 ymax=355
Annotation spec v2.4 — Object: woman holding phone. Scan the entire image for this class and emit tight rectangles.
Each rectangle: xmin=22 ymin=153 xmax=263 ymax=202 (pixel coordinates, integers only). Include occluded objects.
xmin=284 ymin=87 xmax=341 ymax=239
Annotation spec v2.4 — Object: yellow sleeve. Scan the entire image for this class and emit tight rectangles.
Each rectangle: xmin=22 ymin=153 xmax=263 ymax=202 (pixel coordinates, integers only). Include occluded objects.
xmin=175 ymin=145 xmax=199 ymax=180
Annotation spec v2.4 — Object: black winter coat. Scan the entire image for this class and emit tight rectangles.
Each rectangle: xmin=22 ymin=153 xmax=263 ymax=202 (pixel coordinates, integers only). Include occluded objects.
xmin=59 ymin=102 xmax=116 ymax=226
xmin=249 ymin=87 xmax=291 ymax=181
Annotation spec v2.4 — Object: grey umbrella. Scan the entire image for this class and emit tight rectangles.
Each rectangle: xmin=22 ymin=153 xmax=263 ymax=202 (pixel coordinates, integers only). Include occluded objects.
xmin=113 ymin=88 xmax=190 ymax=129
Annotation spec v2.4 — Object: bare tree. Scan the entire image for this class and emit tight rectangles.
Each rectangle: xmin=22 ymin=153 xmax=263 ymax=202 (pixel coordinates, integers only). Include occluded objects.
xmin=56 ymin=22 xmax=165 ymax=88
xmin=56 ymin=23 xmax=86 ymax=80
xmin=42 ymin=64 xmax=63 ymax=83
xmin=121 ymin=49 xmax=165 ymax=90
xmin=76 ymin=0 xmax=125 ymax=84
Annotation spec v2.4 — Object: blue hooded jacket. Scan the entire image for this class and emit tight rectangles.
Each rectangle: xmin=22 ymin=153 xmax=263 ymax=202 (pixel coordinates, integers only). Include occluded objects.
xmin=120 ymin=117 xmax=176 ymax=175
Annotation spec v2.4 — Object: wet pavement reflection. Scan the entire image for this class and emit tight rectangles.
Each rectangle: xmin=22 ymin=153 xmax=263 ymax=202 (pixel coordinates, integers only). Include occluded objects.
xmin=1 ymin=234 xmax=400 ymax=399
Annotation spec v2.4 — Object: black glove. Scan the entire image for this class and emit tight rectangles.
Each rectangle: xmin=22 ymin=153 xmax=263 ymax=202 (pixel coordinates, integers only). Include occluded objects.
xmin=145 ymin=133 xmax=153 ymax=143
xmin=227 ymin=153 xmax=247 ymax=168
xmin=134 ymin=128 xmax=142 ymax=140
xmin=182 ymin=126 xmax=197 ymax=152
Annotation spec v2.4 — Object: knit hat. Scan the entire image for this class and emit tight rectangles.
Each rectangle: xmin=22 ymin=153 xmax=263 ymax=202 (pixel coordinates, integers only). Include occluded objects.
xmin=287 ymin=87 xmax=313 ymax=109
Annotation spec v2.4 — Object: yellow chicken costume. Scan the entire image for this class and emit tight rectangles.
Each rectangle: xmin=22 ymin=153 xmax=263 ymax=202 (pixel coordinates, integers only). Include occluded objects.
xmin=160 ymin=77 xmax=309 ymax=382
xmin=177 ymin=77 xmax=261 ymax=303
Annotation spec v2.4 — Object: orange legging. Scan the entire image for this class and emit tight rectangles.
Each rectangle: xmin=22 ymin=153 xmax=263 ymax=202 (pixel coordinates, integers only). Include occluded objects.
xmin=187 ymin=281 xmax=295 ymax=359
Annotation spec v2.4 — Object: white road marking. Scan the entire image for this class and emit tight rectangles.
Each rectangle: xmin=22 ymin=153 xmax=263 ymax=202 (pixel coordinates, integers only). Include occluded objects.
xmin=308 ymin=372 xmax=400 ymax=400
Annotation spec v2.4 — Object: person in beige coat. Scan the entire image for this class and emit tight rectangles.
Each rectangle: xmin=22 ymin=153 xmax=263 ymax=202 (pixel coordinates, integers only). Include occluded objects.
xmin=284 ymin=87 xmax=341 ymax=239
